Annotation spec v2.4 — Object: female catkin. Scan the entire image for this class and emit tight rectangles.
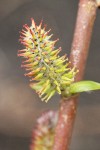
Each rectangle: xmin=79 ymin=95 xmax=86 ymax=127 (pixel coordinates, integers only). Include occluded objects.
xmin=18 ymin=19 xmax=77 ymax=102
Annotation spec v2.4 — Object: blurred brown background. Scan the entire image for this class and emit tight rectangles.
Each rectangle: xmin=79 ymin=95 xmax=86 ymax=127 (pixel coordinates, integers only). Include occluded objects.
xmin=0 ymin=0 xmax=100 ymax=150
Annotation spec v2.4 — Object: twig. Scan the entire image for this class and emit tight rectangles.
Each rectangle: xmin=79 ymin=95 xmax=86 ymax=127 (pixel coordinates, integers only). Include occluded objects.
xmin=52 ymin=0 xmax=97 ymax=150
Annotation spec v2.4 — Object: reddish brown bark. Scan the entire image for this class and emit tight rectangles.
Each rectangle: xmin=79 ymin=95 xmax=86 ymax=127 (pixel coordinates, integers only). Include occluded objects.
xmin=52 ymin=1 xmax=97 ymax=150
xmin=52 ymin=96 xmax=78 ymax=150
xmin=70 ymin=0 xmax=97 ymax=81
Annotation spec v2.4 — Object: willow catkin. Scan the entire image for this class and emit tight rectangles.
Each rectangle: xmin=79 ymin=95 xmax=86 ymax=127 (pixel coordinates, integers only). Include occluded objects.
xmin=18 ymin=18 xmax=77 ymax=102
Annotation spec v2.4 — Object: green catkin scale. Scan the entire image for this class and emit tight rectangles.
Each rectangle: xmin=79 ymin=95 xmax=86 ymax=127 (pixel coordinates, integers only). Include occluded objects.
xmin=18 ymin=18 xmax=77 ymax=102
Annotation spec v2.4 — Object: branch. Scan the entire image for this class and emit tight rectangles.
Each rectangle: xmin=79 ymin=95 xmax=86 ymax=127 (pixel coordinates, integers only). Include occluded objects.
xmin=70 ymin=0 xmax=97 ymax=81
xmin=52 ymin=0 xmax=97 ymax=150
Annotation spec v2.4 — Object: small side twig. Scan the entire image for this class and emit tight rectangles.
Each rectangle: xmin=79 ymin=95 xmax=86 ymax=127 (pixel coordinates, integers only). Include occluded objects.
xmin=52 ymin=0 xmax=97 ymax=150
